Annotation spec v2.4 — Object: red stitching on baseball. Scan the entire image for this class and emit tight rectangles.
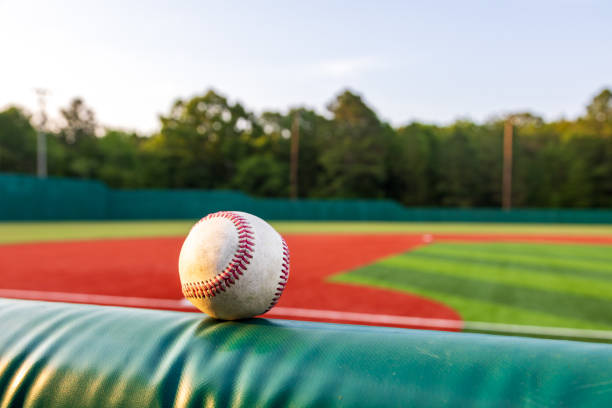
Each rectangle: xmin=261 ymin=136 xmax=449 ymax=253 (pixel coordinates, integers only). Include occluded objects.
xmin=182 ymin=211 xmax=254 ymax=300
xmin=263 ymin=237 xmax=290 ymax=313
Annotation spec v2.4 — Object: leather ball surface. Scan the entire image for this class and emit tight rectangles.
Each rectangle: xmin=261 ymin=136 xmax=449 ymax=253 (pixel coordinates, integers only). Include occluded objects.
xmin=179 ymin=211 xmax=289 ymax=320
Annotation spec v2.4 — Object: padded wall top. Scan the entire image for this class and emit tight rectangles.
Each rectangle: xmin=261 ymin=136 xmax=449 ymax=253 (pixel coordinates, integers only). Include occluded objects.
xmin=1 ymin=298 xmax=611 ymax=407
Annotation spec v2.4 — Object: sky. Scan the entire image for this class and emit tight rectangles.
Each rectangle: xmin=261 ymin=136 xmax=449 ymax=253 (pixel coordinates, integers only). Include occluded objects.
xmin=1 ymin=0 xmax=611 ymax=133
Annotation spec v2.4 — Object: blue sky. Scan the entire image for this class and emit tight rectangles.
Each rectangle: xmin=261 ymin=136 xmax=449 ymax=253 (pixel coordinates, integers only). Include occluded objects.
xmin=1 ymin=0 xmax=611 ymax=133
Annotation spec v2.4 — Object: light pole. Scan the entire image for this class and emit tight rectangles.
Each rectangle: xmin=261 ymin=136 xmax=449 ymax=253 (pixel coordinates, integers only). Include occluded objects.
xmin=35 ymin=89 xmax=48 ymax=179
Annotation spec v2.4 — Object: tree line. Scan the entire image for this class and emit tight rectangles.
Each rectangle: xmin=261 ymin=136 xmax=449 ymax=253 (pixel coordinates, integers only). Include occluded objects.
xmin=1 ymin=88 xmax=611 ymax=208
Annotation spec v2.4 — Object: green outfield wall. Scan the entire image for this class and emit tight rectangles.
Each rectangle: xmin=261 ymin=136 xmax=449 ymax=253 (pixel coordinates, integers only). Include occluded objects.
xmin=0 ymin=173 xmax=108 ymax=220
xmin=2 ymin=173 xmax=612 ymax=223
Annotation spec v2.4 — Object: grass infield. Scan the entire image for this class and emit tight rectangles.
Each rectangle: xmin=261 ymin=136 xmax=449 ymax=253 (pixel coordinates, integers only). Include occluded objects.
xmin=332 ymin=242 xmax=612 ymax=331
xmin=0 ymin=220 xmax=611 ymax=244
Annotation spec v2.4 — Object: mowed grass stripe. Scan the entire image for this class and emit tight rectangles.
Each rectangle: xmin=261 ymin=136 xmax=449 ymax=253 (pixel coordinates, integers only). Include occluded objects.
xmin=380 ymin=254 xmax=612 ymax=300
xmin=409 ymin=252 xmax=612 ymax=283
xmin=414 ymin=245 xmax=612 ymax=279
xmin=434 ymin=242 xmax=612 ymax=265
xmin=423 ymin=242 xmax=612 ymax=270
xmin=339 ymin=263 xmax=612 ymax=326
xmin=331 ymin=274 xmax=612 ymax=330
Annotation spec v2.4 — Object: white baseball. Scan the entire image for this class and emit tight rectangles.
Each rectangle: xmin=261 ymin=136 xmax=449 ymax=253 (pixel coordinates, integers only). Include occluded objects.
xmin=179 ymin=211 xmax=290 ymax=320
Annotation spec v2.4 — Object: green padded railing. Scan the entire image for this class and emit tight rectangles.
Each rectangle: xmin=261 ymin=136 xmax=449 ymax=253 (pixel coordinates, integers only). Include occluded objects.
xmin=1 ymin=298 xmax=611 ymax=407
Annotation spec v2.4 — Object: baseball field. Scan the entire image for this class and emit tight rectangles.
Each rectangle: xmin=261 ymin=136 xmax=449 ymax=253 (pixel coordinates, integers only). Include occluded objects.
xmin=1 ymin=220 xmax=611 ymax=342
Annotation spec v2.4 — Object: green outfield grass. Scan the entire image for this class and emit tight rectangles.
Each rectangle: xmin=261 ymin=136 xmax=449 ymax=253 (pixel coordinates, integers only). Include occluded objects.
xmin=0 ymin=221 xmax=611 ymax=244
xmin=331 ymin=242 xmax=612 ymax=330
xmin=0 ymin=221 xmax=194 ymax=244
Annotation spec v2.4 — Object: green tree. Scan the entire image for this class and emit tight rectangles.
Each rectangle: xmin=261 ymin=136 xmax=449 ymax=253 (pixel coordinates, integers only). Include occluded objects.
xmin=434 ymin=122 xmax=481 ymax=207
xmin=586 ymin=89 xmax=612 ymax=125
xmin=55 ymin=98 xmax=101 ymax=179
xmin=0 ymin=106 xmax=37 ymax=174
xmin=318 ymin=90 xmax=387 ymax=198
xmin=232 ymin=154 xmax=289 ymax=197
xmin=513 ymin=128 xmax=562 ymax=207
xmin=386 ymin=123 xmax=435 ymax=205
xmin=97 ymin=130 xmax=146 ymax=188
xmin=258 ymin=108 xmax=330 ymax=198
xmin=3 ymin=86 xmax=612 ymax=208
xmin=58 ymin=98 xmax=98 ymax=144
xmin=146 ymin=89 xmax=260 ymax=188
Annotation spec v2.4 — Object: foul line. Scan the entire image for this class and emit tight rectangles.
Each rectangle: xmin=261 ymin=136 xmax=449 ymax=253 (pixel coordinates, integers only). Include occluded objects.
xmin=2 ymin=289 xmax=612 ymax=340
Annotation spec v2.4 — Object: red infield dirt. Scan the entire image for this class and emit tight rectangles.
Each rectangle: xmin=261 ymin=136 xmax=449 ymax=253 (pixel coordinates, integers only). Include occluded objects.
xmin=0 ymin=234 xmax=461 ymax=328
xmin=2 ymin=233 xmax=609 ymax=329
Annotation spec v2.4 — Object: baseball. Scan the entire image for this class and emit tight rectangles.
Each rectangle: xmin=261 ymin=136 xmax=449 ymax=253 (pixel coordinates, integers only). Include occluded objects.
xmin=179 ymin=211 xmax=290 ymax=320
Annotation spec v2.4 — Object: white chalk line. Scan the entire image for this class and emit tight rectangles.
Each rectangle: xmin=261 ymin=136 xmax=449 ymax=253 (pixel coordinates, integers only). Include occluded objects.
xmin=1 ymin=288 xmax=612 ymax=340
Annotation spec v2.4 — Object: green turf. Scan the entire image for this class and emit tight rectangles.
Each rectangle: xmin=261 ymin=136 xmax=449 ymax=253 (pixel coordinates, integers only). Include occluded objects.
xmin=272 ymin=222 xmax=612 ymax=235
xmin=0 ymin=221 xmax=195 ymax=244
xmin=331 ymin=242 xmax=612 ymax=330
xmin=0 ymin=221 xmax=611 ymax=244
xmin=409 ymin=243 xmax=612 ymax=276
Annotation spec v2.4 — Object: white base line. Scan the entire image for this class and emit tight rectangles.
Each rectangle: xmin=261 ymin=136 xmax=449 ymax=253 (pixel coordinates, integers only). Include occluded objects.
xmin=1 ymin=289 xmax=612 ymax=340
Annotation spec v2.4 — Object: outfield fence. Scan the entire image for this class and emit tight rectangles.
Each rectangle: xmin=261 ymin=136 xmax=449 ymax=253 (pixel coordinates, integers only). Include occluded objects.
xmin=2 ymin=173 xmax=612 ymax=223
